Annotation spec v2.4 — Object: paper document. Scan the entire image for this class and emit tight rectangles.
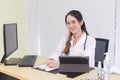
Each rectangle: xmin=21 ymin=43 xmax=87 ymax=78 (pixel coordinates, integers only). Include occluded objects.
xmin=33 ymin=64 xmax=58 ymax=71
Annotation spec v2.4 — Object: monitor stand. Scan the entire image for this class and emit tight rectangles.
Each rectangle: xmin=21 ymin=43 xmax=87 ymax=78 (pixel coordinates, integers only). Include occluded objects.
xmin=5 ymin=58 xmax=21 ymax=65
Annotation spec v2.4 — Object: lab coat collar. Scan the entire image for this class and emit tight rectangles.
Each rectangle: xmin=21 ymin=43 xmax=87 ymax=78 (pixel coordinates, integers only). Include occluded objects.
xmin=70 ymin=31 xmax=87 ymax=44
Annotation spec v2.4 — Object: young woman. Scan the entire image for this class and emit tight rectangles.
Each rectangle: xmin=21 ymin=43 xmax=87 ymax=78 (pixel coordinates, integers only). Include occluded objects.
xmin=46 ymin=10 xmax=96 ymax=68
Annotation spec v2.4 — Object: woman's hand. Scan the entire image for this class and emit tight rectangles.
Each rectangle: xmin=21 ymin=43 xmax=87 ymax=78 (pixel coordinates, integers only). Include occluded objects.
xmin=46 ymin=59 xmax=59 ymax=68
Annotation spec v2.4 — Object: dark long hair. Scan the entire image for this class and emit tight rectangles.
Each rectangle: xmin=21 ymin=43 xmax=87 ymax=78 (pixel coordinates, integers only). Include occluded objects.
xmin=64 ymin=10 xmax=89 ymax=55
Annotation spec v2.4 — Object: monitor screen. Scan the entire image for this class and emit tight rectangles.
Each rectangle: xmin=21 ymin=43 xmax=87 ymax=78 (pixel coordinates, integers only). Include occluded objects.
xmin=1 ymin=23 xmax=18 ymax=63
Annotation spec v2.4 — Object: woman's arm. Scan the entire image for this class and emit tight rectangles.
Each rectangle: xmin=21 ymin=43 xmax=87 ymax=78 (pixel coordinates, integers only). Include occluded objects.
xmin=48 ymin=34 xmax=67 ymax=60
xmin=84 ymin=36 xmax=96 ymax=67
xmin=46 ymin=34 xmax=67 ymax=68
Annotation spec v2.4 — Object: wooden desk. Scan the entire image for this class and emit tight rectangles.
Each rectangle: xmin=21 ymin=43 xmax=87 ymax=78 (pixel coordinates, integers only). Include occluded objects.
xmin=0 ymin=56 xmax=120 ymax=80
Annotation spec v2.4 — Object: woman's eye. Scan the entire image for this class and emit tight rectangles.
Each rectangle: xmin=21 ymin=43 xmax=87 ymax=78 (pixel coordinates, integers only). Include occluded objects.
xmin=67 ymin=22 xmax=70 ymax=25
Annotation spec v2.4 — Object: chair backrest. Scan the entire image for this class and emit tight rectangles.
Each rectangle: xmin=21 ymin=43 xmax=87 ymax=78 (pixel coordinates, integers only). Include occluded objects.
xmin=95 ymin=38 xmax=109 ymax=67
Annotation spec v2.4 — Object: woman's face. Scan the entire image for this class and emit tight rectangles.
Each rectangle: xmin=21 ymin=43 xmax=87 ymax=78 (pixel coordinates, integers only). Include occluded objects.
xmin=66 ymin=15 xmax=83 ymax=34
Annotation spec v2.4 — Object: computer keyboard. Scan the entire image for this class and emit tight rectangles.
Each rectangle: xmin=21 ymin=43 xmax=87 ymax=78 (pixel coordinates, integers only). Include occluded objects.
xmin=18 ymin=55 xmax=37 ymax=67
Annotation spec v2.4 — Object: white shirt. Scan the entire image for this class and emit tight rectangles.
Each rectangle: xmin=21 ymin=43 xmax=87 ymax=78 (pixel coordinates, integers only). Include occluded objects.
xmin=49 ymin=32 xmax=96 ymax=67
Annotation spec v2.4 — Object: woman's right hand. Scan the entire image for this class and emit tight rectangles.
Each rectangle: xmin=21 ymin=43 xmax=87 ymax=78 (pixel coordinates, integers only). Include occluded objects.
xmin=46 ymin=59 xmax=59 ymax=68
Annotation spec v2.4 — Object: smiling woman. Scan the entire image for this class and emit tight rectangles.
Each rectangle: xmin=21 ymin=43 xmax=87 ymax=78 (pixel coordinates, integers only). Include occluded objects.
xmin=45 ymin=10 xmax=96 ymax=68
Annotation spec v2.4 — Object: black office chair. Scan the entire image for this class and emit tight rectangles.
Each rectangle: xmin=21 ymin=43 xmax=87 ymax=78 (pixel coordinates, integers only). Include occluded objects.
xmin=95 ymin=38 xmax=109 ymax=67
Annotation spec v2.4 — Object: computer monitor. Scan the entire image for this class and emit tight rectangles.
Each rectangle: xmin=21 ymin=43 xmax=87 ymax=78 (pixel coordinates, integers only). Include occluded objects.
xmin=1 ymin=23 xmax=18 ymax=63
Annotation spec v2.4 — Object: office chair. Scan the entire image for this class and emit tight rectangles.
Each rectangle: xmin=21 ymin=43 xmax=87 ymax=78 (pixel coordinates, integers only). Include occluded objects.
xmin=95 ymin=38 xmax=109 ymax=67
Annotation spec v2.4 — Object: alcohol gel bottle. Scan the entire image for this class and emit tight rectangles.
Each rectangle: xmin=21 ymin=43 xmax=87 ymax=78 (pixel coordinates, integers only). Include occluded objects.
xmin=97 ymin=61 xmax=103 ymax=80
xmin=103 ymin=52 xmax=110 ymax=80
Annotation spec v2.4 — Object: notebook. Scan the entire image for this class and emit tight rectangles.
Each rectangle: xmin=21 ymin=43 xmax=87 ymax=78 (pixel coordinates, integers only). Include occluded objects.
xmin=33 ymin=64 xmax=58 ymax=72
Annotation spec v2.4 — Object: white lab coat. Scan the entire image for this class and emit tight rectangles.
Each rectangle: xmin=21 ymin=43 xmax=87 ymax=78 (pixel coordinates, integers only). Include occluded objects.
xmin=49 ymin=32 xmax=96 ymax=67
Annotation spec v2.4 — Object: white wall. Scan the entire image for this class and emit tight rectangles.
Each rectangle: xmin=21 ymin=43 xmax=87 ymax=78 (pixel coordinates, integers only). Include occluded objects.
xmin=0 ymin=0 xmax=27 ymax=60
xmin=116 ymin=0 xmax=120 ymax=67
xmin=111 ymin=0 xmax=120 ymax=73
xmin=26 ymin=0 xmax=40 ymax=55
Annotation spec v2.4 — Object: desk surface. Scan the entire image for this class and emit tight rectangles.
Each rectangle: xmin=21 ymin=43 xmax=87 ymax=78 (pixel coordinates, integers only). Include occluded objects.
xmin=0 ymin=56 xmax=120 ymax=80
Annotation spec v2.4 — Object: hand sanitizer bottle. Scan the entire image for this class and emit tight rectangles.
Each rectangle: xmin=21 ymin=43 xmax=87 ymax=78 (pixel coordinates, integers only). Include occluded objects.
xmin=97 ymin=61 xmax=103 ymax=80
xmin=103 ymin=52 xmax=110 ymax=80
